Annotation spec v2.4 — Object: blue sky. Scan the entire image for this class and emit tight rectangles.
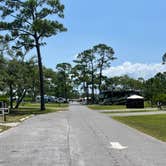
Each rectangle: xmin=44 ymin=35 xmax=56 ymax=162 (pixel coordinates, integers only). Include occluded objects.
xmin=40 ymin=0 xmax=166 ymax=78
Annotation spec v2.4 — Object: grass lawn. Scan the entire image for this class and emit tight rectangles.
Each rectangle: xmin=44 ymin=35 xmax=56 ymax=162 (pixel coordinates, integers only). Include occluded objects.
xmin=103 ymin=109 xmax=157 ymax=114
xmin=88 ymin=105 xmax=126 ymax=110
xmin=88 ymin=101 xmax=156 ymax=111
xmin=20 ymin=102 xmax=69 ymax=108
xmin=0 ymin=103 xmax=68 ymax=132
xmin=14 ymin=103 xmax=69 ymax=116
xmin=0 ymin=125 xmax=10 ymax=132
xmin=113 ymin=114 xmax=166 ymax=142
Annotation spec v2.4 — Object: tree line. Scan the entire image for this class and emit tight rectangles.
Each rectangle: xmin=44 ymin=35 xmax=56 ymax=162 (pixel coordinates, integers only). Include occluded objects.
xmin=0 ymin=43 xmax=165 ymax=109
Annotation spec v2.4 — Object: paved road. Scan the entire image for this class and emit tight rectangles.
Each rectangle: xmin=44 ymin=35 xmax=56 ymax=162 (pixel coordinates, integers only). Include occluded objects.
xmin=1 ymin=104 xmax=166 ymax=166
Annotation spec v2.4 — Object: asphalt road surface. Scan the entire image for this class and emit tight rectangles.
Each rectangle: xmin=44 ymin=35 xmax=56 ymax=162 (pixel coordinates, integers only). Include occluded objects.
xmin=0 ymin=104 xmax=166 ymax=166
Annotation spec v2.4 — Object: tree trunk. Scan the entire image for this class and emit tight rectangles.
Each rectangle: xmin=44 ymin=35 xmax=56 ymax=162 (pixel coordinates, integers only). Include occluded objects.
xmin=99 ymin=59 xmax=104 ymax=94
xmin=63 ymin=72 xmax=67 ymax=102
xmin=31 ymin=78 xmax=36 ymax=102
xmin=91 ymin=64 xmax=95 ymax=104
xmin=64 ymin=82 xmax=68 ymax=102
xmin=99 ymin=68 xmax=102 ymax=94
xmin=35 ymin=38 xmax=45 ymax=110
xmin=15 ymin=90 xmax=27 ymax=109
xmin=9 ymin=83 xmax=13 ymax=109
xmin=86 ymin=83 xmax=89 ymax=104
xmin=32 ymin=91 xmax=36 ymax=102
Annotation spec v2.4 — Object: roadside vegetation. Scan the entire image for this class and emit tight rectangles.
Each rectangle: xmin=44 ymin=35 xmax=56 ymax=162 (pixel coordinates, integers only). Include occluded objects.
xmin=113 ymin=114 xmax=166 ymax=142
xmin=88 ymin=105 xmax=126 ymax=110
xmin=88 ymin=101 xmax=155 ymax=111
xmin=0 ymin=103 xmax=68 ymax=132
xmin=102 ymin=109 xmax=157 ymax=114
xmin=1 ymin=103 xmax=68 ymax=122
xmin=0 ymin=125 xmax=10 ymax=132
xmin=19 ymin=103 xmax=69 ymax=109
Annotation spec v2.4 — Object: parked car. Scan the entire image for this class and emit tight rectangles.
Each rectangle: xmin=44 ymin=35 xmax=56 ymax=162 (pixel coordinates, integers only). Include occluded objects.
xmin=48 ymin=96 xmax=56 ymax=102
xmin=57 ymin=97 xmax=66 ymax=103
xmin=36 ymin=95 xmax=57 ymax=103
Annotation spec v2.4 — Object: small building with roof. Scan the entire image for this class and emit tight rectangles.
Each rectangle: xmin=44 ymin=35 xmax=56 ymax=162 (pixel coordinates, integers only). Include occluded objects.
xmin=126 ymin=95 xmax=144 ymax=108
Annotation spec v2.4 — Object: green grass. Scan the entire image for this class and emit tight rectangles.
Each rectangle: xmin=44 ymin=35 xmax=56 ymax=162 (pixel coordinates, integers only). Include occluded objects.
xmin=88 ymin=101 xmax=156 ymax=111
xmin=88 ymin=105 xmax=126 ymax=110
xmin=21 ymin=102 xmax=69 ymax=108
xmin=0 ymin=125 xmax=11 ymax=132
xmin=0 ymin=102 xmax=69 ymax=132
xmin=13 ymin=103 xmax=68 ymax=116
xmin=103 ymin=109 xmax=157 ymax=114
xmin=1 ymin=114 xmax=29 ymax=122
xmin=113 ymin=114 xmax=166 ymax=142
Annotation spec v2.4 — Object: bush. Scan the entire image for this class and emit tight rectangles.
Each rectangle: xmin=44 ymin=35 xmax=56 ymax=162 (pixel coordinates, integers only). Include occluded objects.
xmin=23 ymin=97 xmax=32 ymax=102
xmin=0 ymin=96 xmax=9 ymax=103
xmin=153 ymin=93 xmax=166 ymax=105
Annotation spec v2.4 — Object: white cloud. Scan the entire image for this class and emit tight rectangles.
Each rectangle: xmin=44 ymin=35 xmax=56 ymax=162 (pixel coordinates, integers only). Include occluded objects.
xmin=103 ymin=62 xmax=166 ymax=79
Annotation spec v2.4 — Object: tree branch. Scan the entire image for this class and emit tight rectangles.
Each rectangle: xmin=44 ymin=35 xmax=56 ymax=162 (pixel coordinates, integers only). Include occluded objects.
xmin=13 ymin=28 xmax=34 ymax=37
xmin=10 ymin=14 xmax=32 ymax=26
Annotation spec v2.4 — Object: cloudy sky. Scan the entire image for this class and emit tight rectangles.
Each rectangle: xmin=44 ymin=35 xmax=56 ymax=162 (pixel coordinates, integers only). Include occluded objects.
xmin=39 ymin=0 xmax=166 ymax=79
xmin=103 ymin=62 xmax=166 ymax=79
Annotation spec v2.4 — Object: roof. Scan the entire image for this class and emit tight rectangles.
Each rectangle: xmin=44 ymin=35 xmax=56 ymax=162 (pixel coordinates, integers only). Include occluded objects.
xmin=127 ymin=95 xmax=144 ymax=99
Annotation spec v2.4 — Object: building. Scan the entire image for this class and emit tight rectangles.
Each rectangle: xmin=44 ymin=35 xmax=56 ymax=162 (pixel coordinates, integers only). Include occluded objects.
xmin=99 ymin=90 xmax=141 ymax=105
xmin=126 ymin=95 xmax=144 ymax=108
